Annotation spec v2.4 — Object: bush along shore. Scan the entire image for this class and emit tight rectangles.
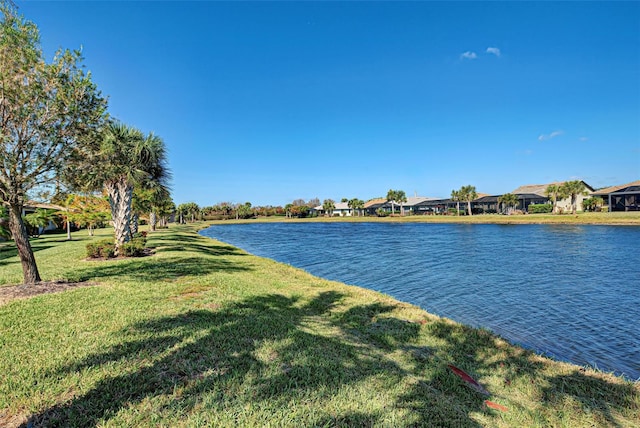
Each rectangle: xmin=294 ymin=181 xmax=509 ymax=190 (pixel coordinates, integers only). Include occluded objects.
xmin=0 ymin=224 xmax=638 ymax=427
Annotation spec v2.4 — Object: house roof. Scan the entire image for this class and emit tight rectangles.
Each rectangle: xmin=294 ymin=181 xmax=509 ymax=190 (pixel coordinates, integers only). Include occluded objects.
xmin=592 ymin=180 xmax=640 ymax=195
xmin=414 ymin=198 xmax=452 ymax=206
xmin=363 ymin=198 xmax=387 ymax=208
xmin=474 ymin=195 xmax=500 ymax=203
xmin=511 ymin=180 xmax=594 ymax=196
xmin=511 ymin=182 xmax=563 ymax=196
xmin=313 ymin=202 xmax=353 ymax=211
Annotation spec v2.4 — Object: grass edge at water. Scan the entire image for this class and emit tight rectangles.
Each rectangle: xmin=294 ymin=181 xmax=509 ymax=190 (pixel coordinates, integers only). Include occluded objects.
xmin=0 ymin=223 xmax=638 ymax=427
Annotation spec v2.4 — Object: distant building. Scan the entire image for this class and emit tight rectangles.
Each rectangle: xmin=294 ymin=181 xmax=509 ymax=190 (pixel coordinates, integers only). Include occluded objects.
xmin=511 ymin=181 xmax=594 ymax=212
xmin=592 ymin=180 xmax=640 ymax=211
xmin=363 ymin=198 xmax=387 ymax=216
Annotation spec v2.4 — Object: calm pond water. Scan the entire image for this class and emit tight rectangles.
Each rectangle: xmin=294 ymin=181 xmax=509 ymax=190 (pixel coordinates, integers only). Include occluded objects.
xmin=200 ymin=222 xmax=640 ymax=380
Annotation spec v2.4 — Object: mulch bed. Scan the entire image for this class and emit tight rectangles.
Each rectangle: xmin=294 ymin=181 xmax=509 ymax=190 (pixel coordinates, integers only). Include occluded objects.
xmin=0 ymin=281 xmax=98 ymax=306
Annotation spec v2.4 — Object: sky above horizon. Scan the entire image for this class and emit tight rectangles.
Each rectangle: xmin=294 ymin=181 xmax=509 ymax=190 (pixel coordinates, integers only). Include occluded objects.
xmin=19 ymin=1 xmax=640 ymax=206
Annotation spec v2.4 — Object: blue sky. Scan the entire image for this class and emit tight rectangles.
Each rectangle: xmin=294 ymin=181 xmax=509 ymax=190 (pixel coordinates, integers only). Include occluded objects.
xmin=20 ymin=1 xmax=640 ymax=206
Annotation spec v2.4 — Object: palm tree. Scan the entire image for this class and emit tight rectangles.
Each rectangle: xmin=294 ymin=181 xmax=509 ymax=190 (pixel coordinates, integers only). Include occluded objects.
xmin=24 ymin=209 xmax=57 ymax=237
xmin=560 ymin=180 xmax=588 ymax=214
xmin=459 ymin=185 xmax=478 ymax=216
xmin=148 ymin=186 xmax=172 ymax=231
xmin=322 ymin=199 xmax=335 ymax=217
xmin=86 ymin=121 xmax=169 ymax=254
xmin=386 ymin=190 xmax=397 ymax=215
xmin=450 ymin=190 xmax=461 ymax=215
xmin=348 ymin=198 xmax=365 ymax=216
xmin=498 ymin=193 xmax=519 ymax=215
xmin=544 ymin=184 xmax=566 ymax=214
xmin=386 ymin=189 xmax=407 ymax=215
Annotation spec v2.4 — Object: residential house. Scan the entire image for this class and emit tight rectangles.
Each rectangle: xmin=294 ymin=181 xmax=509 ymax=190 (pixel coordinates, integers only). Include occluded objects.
xmin=363 ymin=198 xmax=387 ymax=216
xmin=511 ymin=181 xmax=594 ymax=212
xmin=313 ymin=201 xmax=354 ymax=217
xmin=592 ymin=180 xmax=640 ymax=211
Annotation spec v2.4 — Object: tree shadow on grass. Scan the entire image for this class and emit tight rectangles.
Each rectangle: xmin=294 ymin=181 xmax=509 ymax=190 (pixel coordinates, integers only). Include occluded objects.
xmin=540 ymin=371 xmax=640 ymax=428
xmin=395 ymin=318 xmax=640 ymax=427
xmin=21 ymin=291 xmax=638 ymax=427
xmin=22 ymin=292 xmax=488 ymax=427
xmin=70 ymin=256 xmax=250 ymax=283
xmin=0 ymin=244 xmax=54 ymax=265
xmin=153 ymin=243 xmax=246 ymax=258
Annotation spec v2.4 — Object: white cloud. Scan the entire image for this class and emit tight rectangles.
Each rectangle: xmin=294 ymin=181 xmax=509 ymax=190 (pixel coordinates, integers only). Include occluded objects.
xmin=460 ymin=51 xmax=477 ymax=60
xmin=486 ymin=47 xmax=501 ymax=57
xmin=538 ymin=130 xmax=564 ymax=141
xmin=579 ymin=137 xmax=589 ymax=142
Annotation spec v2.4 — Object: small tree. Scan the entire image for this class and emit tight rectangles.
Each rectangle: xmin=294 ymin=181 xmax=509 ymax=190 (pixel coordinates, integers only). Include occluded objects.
xmin=66 ymin=194 xmax=110 ymax=236
xmin=0 ymin=7 xmax=106 ymax=283
xmin=582 ymin=196 xmax=604 ymax=212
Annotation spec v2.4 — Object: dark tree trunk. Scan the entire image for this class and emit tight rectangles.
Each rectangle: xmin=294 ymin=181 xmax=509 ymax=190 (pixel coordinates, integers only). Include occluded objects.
xmin=131 ymin=213 xmax=139 ymax=235
xmin=8 ymin=204 xmax=41 ymax=284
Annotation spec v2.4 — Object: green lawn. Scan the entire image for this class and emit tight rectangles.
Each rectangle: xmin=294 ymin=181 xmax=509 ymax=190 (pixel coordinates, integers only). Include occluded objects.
xmin=1 ymin=224 xmax=638 ymax=427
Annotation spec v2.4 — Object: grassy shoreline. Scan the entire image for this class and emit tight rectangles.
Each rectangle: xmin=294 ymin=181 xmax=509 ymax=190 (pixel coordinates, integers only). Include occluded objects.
xmin=1 ymin=224 xmax=638 ymax=427
xmin=211 ymin=211 xmax=640 ymax=226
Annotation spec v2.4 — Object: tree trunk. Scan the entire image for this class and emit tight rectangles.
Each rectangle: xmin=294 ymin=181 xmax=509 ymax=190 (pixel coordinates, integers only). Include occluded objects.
xmin=66 ymin=217 xmax=72 ymax=240
xmin=131 ymin=214 xmax=139 ymax=235
xmin=8 ymin=204 xmax=41 ymax=284
xmin=150 ymin=211 xmax=157 ymax=231
xmin=106 ymin=178 xmax=133 ymax=255
xmin=467 ymin=200 xmax=473 ymax=216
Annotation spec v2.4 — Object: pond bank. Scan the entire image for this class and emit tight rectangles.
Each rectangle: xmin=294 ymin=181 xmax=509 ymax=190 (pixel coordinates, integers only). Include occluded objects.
xmin=0 ymin=224 xmax=638 ymax=427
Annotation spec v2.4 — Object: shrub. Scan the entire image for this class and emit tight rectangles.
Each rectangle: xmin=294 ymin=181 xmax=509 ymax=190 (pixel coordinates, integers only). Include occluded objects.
xmin=132 ymin=232 xmax=147 ymax=246
xmin=528 ymin=204 xmax=553 ymax=214
xmin=86 ymin=239 xmax=115 ymax=258
xmin=120 ymin=237 xmax=146 ymax=257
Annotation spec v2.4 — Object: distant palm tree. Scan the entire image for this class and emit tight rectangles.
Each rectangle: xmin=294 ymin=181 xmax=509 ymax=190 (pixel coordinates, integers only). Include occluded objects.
xmin=24 ymin=209 xmax=57 ymax=237
xmin=348 ymin=198 xmax=365 ymax=216
xmin=386 ymin=190 xmax=397 ymax=215
xmin=459 ymin=185 xmax=478 ymax=216
xmin=498 ymin=193 xmax=519 ymax=215
xmin=544 ymin=184 xmax=566 ymax=214
xmin=450 ymin=190 xmax=461 ymax=215
xmin=387 ymin=189 xmax=407 ymax=215
xmin=560 ymin=180 xmax=588 ymax=214
xmin=322 ymin=199 xmax=335 ymax=217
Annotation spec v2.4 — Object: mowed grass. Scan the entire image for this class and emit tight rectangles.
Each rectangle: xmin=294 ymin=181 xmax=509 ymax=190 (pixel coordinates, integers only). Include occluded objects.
xmin=0 ymin=224 xmax=638 ymax=427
